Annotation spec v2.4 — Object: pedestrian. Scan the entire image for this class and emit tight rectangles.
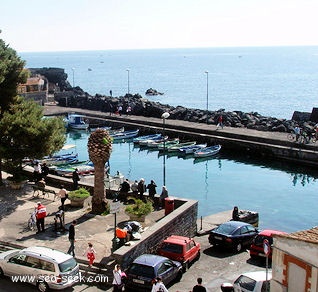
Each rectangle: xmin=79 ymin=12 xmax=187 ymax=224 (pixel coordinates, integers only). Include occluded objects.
xmin=109 ymin=102 xmax=113 ymax=116
xmin=232 ymin=206 xmax=240 ymax=221
xmin=33 ymin=161 xmax=42 ymax=182
xmin=112 ymin=264 xmax=123 ymax=291
xmin=67 ymin=220 xmax=77 ymax=257
xmin=110 ymin=90 xmax=112 ymax=97
xmin=192 ymin=277 xmax=207 ymax=292
xmin=216 ymin=115 xmax=224 ymax=130
xmin=147 ymin=179 xmax=157 ymax=199
xmin=151 ymin=277 xmax=168 ymax=292
xmin=160 ymin=186 xmax=169 ymax=209
xmin=72 ymin=168 xmax=80 ymax=190
xmin=126 ymin=105 xmax=132 ymax=115
xmin=41 ymin=163 xmax=49 ymax=179
xmin=35 ymin=202 xmax=47 ymax=233
xmin=131 ymin=180 xmax=138 ymax=196
xmin=294 ymin=125 xmax=301 ymax=142
xmin=58 ymin=184 xmax=68 ymax=211
xmin=83 ymin=242 xmax=97 ymax=267
xmin=138 ymin=178 xmax=146 ymax=200
xmin=118 ymin=105 xmax=123 ymax=116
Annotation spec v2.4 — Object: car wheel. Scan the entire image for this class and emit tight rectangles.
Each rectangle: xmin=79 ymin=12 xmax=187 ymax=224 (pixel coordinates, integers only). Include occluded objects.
xmin=176 ymin=270 xmax=183 ymax=282
xmin=235 ymin=242 xmax=242 ymax=252
xmin=0 ymin=267 xmax=4 ymax=277
xmin=196 ymin=251 xmax=201 ymax=260
xmin=37 ymin=280 xmax=49 ymax=292
xmin=183 ymin=261 xmax=189 ymax=272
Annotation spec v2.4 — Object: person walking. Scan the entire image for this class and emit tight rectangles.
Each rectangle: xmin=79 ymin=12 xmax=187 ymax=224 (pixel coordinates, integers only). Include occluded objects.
xmin=216 ymin=115 xmax=224 ymax=130
xmin=67 ymin=220 xmax=77 ymax=257
xmin=112 ymin=264 xmax=123 ymax=291
xmin=72 ymin=168 xmax=80 ymax=190
xmin=160 ymin=186 xmax=169 ymax=209
xmin=83 ymin=242 xmax=97 ymax=267
xmin=192 ymin=277 xmax=207 ymax=292
xmin=147 ymin=180 xmax=157 ymax=199
xmin=151 ymin=277 xmax=168 ymax=292
xmin=33 ymin=161 xmax=42 ymax=182
xmin=35 ymin=201 xmax=47 ymax=233
xmin=58 ymin=185 xmax=68 ymax=211
xmin=131 ymin=180 xmax=138 ymax=196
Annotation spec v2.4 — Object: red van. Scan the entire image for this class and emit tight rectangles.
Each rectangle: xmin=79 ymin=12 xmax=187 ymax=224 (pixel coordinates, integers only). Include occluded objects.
xmin=157 ymin=235 xmax=201 ymax=270
xmin=249 ymin=229 xmax=286 ymax=260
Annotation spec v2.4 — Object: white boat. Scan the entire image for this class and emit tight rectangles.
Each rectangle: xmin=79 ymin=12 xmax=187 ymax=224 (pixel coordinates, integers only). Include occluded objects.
xmin=167 ymin=141 xmax=196 ymax=152
xmin=179 ymin=143 xmax=207 ymax=155
xmin=111 ymin=129 xmax=139 ymax=140
xmin=133 ymin=133 xmax=162 ymax=144
xmin=193 ymin=145 xmax=221 ymax=158
xmin=151 ymin=138 xmax=180 ymax=149
xmin=65 ymin=114 xmax=89 ymax=130
xmin=139 ymin=136 xmax=167 ymax=146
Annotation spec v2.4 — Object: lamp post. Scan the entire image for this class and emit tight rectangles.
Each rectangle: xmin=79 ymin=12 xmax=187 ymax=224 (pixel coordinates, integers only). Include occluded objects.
xmin=71 ymin=68 xmax=75 ymax=88
xmin=205 ymin=71 xmax=209 ymax=124
xmin=161 ymin=112 xmax=170 ymax=186
xmin=126 ymin=69 xmax=130 ymax=94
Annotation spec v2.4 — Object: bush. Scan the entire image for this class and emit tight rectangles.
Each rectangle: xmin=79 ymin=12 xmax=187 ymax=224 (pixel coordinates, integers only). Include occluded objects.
xmin=68 ymin=187 xmax=90 ymax=199
xmin=125 ymin=198 xmax=153 ymax=218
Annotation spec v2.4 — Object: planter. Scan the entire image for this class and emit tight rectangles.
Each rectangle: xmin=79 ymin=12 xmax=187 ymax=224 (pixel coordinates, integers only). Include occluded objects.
xmin=7 ymin=180 xmax=28 ymax=190
xmin=69 ymin=197 xmax=88 ymax=207
xmin=126 ymin=213 xmax=146 ymax=222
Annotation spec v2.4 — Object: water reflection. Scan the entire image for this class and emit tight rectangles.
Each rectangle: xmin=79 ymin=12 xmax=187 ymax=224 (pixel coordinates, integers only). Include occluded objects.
xmin=291 ymin=173 xmax=317 ymax=187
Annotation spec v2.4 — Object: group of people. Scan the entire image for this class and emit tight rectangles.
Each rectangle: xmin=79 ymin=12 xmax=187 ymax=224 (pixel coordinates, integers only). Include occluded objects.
xmin=33 ymin=161 xmax=49 ymax=182
xmin=120 ymin=178 xmax=169 ymax=209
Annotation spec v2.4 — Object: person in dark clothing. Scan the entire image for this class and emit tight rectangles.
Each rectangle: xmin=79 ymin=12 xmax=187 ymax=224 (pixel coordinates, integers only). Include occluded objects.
xmin=72 ymin=168 xmax=80 ymax=190
xmin=146 ymin=180 xmax=157 ymax=199
xmin=120 ymin=179 xmax=131 ymax=193
xmin=137 ymin=178 xmax=146 ymax=200
xmin=232 ymin=206 xmax=240 ymax=221
xmin=192 ymin=277 xmax=207 ymax=292
xmin=68 ymin=220 xmax=77 ymax=257
xmin=41 ymin=163 xmax=49 ymax=179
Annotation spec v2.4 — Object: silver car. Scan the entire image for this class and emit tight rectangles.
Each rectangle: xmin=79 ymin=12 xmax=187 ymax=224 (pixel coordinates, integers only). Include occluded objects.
xmin=0 ymin=246 xmax=79 ymax=292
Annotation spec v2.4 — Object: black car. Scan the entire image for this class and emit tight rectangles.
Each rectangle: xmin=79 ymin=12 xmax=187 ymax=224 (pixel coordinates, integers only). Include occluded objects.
xmin=125 ymin=254 xmax=183 ymax=291
xmin=209 ymin=221 xmax=259 ymax=252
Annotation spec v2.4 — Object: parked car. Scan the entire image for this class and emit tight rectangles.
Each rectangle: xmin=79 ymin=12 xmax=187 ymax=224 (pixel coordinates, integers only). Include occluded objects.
xmin=249 ymin=229 xmax=287 ymax=260
xmin=157 ymin=235 xmax=201 ymax=270
xmin=125 ymin=254 xmax=183 ymax=291
xmin=221 ymin=270 xmax=272 ymax=292
xmin=0 ymin=246 xmax=79 ymax=292
xmin=209 ymin=221 xmax=259 ymax=252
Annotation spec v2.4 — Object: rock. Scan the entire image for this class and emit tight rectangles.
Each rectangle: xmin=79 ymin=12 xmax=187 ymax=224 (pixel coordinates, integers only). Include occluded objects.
xmin=145 ymin=88 xmax=164 ymax=96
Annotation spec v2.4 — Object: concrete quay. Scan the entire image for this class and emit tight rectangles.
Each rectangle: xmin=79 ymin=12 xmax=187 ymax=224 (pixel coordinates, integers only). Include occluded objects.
xmin=44 ymin=105 xmax=318 ymax=167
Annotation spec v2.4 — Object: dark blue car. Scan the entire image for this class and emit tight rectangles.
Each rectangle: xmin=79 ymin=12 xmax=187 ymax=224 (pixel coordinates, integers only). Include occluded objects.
xmin=125 ymin=254 xmax=183 ymax=291
xmin=209 ymin=221 xmax=259 ymax=252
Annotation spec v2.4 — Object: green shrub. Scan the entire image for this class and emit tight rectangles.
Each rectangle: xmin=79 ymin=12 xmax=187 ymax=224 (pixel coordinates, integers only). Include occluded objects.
xmin=125 ymin=198 xmax=153 ymax=217
xmin=68 ymin=187 xmax=90 ymax=199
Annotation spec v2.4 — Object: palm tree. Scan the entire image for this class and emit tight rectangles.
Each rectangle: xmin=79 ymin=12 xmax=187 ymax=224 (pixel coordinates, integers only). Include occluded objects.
xmin=87 ymin=129 xmax=112 ymax=214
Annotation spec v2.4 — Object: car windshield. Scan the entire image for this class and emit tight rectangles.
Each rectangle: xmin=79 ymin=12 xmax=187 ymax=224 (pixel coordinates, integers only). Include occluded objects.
xmin=215 ymin=224 xmax=236 ymax=235
xmin=160 ymin=243 xmax=183 ymax=254
xmin=234 ymin=275 xmax=256 ymax=291
xmin=59 ymin=258 xmax=78 ymax=273
xmin=128 ymin=264 xmax=155 ymax=279
xmin=254 ymin=235 xmax=273 ymax=245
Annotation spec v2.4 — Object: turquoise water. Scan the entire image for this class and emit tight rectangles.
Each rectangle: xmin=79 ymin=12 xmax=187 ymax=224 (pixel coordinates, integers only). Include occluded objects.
xmin=66 ymin=130 xmax=318 ymax=233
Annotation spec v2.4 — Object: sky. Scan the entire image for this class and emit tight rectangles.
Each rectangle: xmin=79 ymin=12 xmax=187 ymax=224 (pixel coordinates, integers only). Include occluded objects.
xmin=1 ymin=0 xmax=318 ymax=53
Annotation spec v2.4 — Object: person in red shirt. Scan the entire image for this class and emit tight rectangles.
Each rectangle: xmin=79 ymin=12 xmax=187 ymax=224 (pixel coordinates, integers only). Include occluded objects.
xmin=35 ymin=202 xmax=47 ymax=233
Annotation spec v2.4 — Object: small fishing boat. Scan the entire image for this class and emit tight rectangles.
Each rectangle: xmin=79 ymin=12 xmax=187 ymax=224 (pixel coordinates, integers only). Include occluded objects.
xmin=154 ymin=138 xmax=180 ymax=150
xmin=64 ymin=114 xmax=89 ymax=130
xmin=179 ymin=143 xmax=207 ymax=155
xmin=193 ymin=144 xmax=221 ymax=158
xmin=139 ymin=136 xmax=168 ymax=146
xmin=167 ymin=141 xmax=196 ymax=152
xmin=111 ymin=129 xmax=139 ymax=140
xmin=54 ymin=161 xmax=94 ymax=177
xmin=133 ymin=133 xmax=162 ymax=144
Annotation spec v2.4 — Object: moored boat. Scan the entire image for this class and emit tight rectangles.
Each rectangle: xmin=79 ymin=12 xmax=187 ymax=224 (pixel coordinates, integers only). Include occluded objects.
xmin=167 ymin=141 xmax=196 ymax=152
xmin=139 ymin=136 xmax=168 ymax=146
xmin=133 ymin=133 xmax=162 ymax=144
xmin=155 ymin=138 xmax=180 ymax=150
xmin=193 ymin=144 xmax=221 ymax=158
xmin=179 ymin=143 xmax=207 ymax=155
xmin=65 ymin=114 xmax=89 ymax=130
xmin=111 ymin=129 xmax=139 ymax=140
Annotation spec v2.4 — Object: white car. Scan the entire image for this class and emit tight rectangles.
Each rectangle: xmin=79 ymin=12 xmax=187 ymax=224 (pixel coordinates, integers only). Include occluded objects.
xmin=221 ymin=271 xmax=272 ymax=292
xmin=0 ymin=246 xmax=79 ymax=292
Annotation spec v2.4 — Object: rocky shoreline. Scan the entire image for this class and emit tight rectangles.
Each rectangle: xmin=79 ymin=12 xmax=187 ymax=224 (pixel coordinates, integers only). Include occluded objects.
xmin=34 ymin=67 xmax=318 ymax=134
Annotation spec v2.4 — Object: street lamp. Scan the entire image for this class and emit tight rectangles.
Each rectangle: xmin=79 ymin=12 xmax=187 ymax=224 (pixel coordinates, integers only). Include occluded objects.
xmin=205 ymin=71 xmax=209 ymax=124
xmin=161 ymin=112 xmax=170 ymax=186
xmin=71 ymin=68 xmax=75 ymax=88
xmin=126 ymin=69 xmax=130 ymax=94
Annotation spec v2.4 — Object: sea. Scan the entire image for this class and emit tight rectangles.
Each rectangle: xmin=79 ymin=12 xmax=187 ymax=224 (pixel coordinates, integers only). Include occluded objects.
xmin=20 ymin=46 xmax=318 ymax=233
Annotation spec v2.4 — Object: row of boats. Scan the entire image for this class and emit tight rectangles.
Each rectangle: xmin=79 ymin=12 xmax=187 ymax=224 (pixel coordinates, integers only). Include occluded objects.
xmin=132 ymin=133 xmax=222 ymax=158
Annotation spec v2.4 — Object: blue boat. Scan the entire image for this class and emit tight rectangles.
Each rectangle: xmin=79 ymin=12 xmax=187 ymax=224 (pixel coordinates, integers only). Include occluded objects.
xmin=179 ymin=143 xmax=207 ymax=155
xmin=193 ymin=145 xmax=221 ymax=158
xmin=64 ymin=114 xmax=89 ymax=130
xmin=111 ymin=129 xmax=139 ymax=140
xmin=133 ymin=133 xmax=162 ymax=144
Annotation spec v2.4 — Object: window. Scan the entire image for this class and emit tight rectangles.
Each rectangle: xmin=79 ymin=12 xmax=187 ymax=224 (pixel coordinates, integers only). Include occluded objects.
xmin=9 ymin=254 xmax=27 ymax=266
xmin=25 ymin=256 xmax=42 ymax=269
xmin=157 ymin=261 xmax=173 ymax=275
xmin=40 ymin=260 xmax=55 ymax=272
xmin=234 ymin=275 xmax=256 ymax=291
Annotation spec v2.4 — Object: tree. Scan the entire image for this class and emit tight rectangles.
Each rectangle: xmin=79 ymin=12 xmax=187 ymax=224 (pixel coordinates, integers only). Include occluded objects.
xmin=87 ymin=129 xmax=112 ymax=214
xmin=0 ymin=96 xmax=66 ymax=180
xmin=0 ymin=38 xmax=28 ymax=115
